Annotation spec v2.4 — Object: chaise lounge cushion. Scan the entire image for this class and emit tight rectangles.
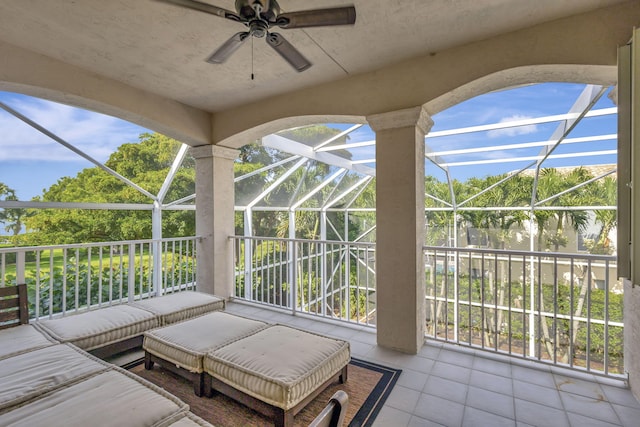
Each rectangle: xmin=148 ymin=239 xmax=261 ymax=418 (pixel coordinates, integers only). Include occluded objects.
xmin=33 ymin=304 xmax=158 ymax=351
xmin=203 ymin=325 xmax=350 ymax=410
xmin=144 ymin=311 xmax=268 ymax=373
xmin=0 ymin=325 xmax=56 ymax=360
xmin=0 ymin=369 xmax=188 ymax=426
xmin=0 ymin=343 xmax=110 ymax=411
xmin=132 ymin=291 xmax=225 ymax=326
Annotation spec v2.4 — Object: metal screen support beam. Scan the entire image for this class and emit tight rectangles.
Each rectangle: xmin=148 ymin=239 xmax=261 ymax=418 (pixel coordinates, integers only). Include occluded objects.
xmin=0 ymin=101 xmax=157 ymax=201
xmin=531 ymin=85 xmax=606 ymax=207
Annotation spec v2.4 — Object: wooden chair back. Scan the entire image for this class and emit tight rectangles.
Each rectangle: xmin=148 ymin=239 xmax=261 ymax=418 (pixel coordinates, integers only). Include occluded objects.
xmin=0 ymin=284 xmax=29 ymax=329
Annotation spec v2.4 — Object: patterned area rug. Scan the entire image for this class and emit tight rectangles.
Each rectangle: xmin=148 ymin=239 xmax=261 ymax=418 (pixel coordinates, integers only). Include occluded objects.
xmin=127 ymin=357 xmax=401 ymax=427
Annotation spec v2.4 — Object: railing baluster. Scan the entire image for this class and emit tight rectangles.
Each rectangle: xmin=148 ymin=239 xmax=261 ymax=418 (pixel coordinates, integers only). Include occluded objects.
xmin=128 ymin=243 xmax=135 ymax=303
xmin=35 ymin=251 xmax=41 ymax=319
xmin=108 ymin=245 xmax=113 ymax=305
xmin=87 ymin=247 xmax=92 ymax=308
xmin=586 ymin=259 xmax=592 ymax=371
xmin=62 ymin=248 xmax=67 ymax=315
xmin=98 ymin=246 xmax=103 ymax=307
xmin=75 ymin=248 xmax=80 ymax=312
xmin=508 ymin=253 xmax=512 ymax=355
xmin=604 ymin=259 xmax=610 ymax=376
xmin=569 ymin=258 xmax=575 ymax=369
xmin=48 ymin=250 xmax=54 ymax=317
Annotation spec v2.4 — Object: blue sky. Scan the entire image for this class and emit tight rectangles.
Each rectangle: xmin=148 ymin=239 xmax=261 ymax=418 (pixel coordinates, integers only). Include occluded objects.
xmin=0 ymin=92 xmax=149 ymax=200
xmin=0 ymin=82 xmax=617 ymax=200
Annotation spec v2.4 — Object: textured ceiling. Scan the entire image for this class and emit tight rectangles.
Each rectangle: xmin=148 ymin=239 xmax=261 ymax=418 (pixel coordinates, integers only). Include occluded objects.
xmin=0 ymin=0 xmax=628 ymax=113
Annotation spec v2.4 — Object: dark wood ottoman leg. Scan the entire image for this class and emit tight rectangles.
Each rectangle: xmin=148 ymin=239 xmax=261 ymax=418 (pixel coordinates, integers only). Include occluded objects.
xmin=193 ymin=373 xmax=205 ymax=397
xmin=203 ymin=373 xmax=213 ymax=398
xmin=144 ymin=351 xmax=154 ymax=370
xmin=274 ymin=408 xmax=294 ymax=427
xmin=339 ymin=364 xmax=348 ymax=383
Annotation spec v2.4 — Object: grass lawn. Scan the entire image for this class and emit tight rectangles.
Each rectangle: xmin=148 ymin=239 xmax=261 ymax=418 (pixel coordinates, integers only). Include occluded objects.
xmin=2 ymin=247 xmax=156 ymax=281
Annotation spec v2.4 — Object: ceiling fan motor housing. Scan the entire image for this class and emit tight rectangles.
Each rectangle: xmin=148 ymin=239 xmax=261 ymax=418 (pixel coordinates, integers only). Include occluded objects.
xmin=235 ymin=0 xmax=280 ymax=21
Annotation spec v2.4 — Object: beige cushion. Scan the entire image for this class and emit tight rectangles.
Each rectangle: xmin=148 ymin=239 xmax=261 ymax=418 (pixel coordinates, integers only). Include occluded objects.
xmin=0 ymin=344 xmax=110 ymax=411
xmin=34 ymin=304 xmax=158 ymax=350
xmin=0 ymin=325 xmax=56 ymax=360
xmin=0 ymin=370 xmax=188 ymax=427
xmin=167 ymin=412 xmax=214 ymax=427
xmin=204 ymin=325 xmax=350 ymax=410
xmin=132 ymin=291 xmax=225 ymax=325
xmin=144 ymin=311 xmax=267 ymax=373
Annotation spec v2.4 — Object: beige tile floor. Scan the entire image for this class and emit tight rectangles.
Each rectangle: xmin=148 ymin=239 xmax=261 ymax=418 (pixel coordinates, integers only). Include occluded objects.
xmin=225 ymin=301 xmax=640 ymax=427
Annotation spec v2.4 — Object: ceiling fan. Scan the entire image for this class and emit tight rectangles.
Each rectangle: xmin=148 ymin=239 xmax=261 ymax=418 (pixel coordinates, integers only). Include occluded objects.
xmin=157 ymin=0 xmax=356 ymax=72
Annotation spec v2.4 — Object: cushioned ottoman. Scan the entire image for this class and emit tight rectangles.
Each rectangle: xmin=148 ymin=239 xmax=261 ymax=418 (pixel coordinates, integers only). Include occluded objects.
xmin=0 ymin=343 xmax=110 ymax=411
xmin=203 ymin=325 xmax=351 ymax=427
xmin=144 ymin=311 xmax=268 ymax=395
xmin=0 ymin=325 xmax=56 ymax=361
xmin=0 ymin=369 xmax=188 ymax=426
xmin=34 ymin=304 xmax=158 ymax=356
xmin=132 ymin=291 xmax=225 ymax=326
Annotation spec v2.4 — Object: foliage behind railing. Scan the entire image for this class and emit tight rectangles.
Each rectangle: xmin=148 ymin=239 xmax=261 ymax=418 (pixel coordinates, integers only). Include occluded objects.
xmin=0 ymin=237 xmax=197 ymax=319
xmin=231 ymin=236 xmax=376 ymax=326
xmin=424 ymin=245 xmax=622 ymax=376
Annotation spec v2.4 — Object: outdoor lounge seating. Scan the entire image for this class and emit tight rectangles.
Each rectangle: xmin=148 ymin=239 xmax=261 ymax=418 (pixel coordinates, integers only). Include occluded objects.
xmin=0 ymin=343 xmax=110 ymax=412
xmin=34 ymin=304 xmax=159 ymax=357
xmin=144 ymin=315 xmax=351 ymax=427
xmin=131 ymin=291 xmax=225 ymax=326
xmin=143 ymin=311 xmax=269 ymax=396
xmin=0 ymin=368 xmax=192 ymax=426
xmin=0 ymin=325 xmax=56 ymax=361
xmin=203 ymin=325 xmax=350 ymax=427
xmin=0 ymin=285 xmax=350 ymax=426
xmin=33 ymin=291 xmax=225 ymax=358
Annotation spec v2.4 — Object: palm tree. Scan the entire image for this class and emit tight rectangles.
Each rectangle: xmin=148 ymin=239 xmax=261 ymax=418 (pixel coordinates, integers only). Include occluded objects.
xmin=534 ymin=168 xmax=593 ymax=251
xmin=592 ymin=176 xmax=617 ymax=254
xmin=533 ymin=167 xmax=601 ymax=362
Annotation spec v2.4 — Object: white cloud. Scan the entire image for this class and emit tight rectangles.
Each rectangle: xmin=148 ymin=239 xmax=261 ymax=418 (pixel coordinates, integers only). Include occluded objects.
xmin=0 ymin=95 xmax=148 ymax=162
xmin=487 ymin=115 xmax=538 ymax=138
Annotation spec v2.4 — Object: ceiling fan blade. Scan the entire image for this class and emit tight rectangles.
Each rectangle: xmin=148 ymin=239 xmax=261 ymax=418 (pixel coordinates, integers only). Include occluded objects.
xmin=206 ymin=32 xmax=250 ymax=64
xmin=275 ymin=6 xmax=356 ymax=29
xmin=154 ymin=0 xmax=243 ymax=22
xmin=266 ymin=32 xmax=312 ymax=72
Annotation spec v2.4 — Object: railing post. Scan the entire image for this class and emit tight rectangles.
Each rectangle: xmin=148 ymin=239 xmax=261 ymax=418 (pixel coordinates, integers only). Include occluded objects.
xmin=344 ymin=243 xmax=350 ymax=321
xmin=15 ymin=250 xmax=25 ymax=285
xmin=244 ymin=238 xmax=253 ymax=301
xmin=128 ymin=243 xmax=135 ymax=303
xmin=152 ymin=239 xmax=162 ymax=297
xmin=290 ymin=240 xmax=297 ymax=315
xmin=321 ymin=241 xmax=327 ymax=317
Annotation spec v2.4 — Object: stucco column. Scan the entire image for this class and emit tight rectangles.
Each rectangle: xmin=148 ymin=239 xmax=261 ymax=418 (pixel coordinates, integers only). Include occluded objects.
xmin=368 ymin=106 xmax=433 ymax=354
xmin=190 ymin=145 xmax=239 ymax=299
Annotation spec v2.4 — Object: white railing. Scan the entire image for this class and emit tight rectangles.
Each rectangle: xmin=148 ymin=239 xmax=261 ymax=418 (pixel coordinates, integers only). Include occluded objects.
xmin=424 ymin=245 xmax=623 ymax=377
xmin=0 ymin=237 xmax=197 ymax=319
xmin=231 ymin=236 xmax=376 ymax=326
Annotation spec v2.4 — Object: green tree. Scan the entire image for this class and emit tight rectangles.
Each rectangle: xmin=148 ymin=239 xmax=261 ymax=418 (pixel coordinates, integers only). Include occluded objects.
xmin=0 ymin=183 xmax=26 ymax=236
xmin=534 ymin=168 xmax=594 ymax=251
xmin=22 ymin=133 xmax=195 ymax=244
